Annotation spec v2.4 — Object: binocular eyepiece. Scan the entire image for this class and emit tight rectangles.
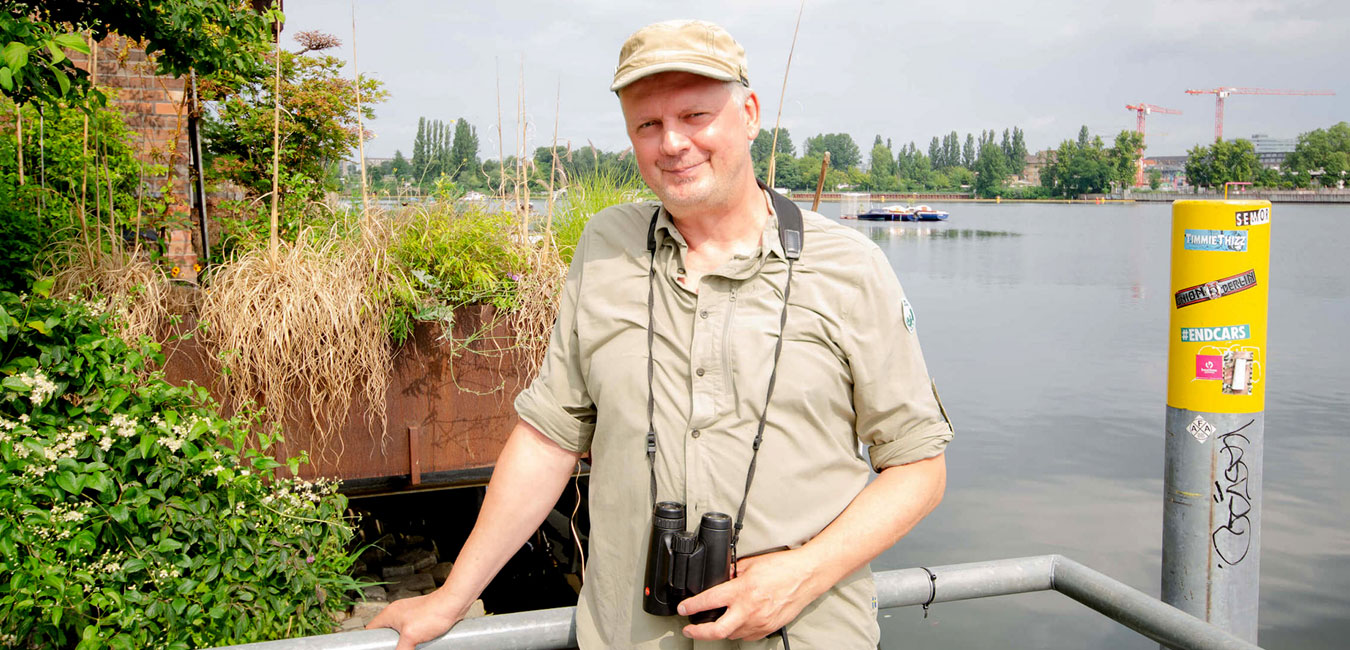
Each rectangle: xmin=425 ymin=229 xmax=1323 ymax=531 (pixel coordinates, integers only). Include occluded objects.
xmin=642 ymin=501 xmax=732 ymax=624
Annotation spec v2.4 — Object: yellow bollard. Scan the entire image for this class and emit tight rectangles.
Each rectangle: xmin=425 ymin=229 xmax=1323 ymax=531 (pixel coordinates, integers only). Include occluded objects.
xmin=1166 ymin=200 xmax=1270 ymax=412
xmin=1161 ymin=199 xmax=1271 ymax=643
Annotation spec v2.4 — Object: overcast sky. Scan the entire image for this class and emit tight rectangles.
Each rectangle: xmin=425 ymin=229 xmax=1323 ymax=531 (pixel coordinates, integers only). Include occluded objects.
xmin=285 ymin=0 xmax=1348 ymax=163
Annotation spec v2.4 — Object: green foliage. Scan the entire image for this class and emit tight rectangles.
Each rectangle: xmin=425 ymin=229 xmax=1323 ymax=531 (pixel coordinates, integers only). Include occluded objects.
xmin=1184 ymin=139 xmax=1259 ymax=190
xmin=1110 ymin=130 xmax=1145 ymax=188
xmin=974 ymin=141 xmax=1009 ymax=197
xmin=3 ymin=1 xmax=275 ymax=109
xmin=1148 ymin=168 xmax=1163 ymax=190
xmin=391 ymin=207 xmax=530 ymax=320
xmin=751 ymin=127 xmax=796 ymax=181
xmin=0 ymin=286 xmax=362 ymax=649
xmin=203 ymin=49 xmax=386 ymax=200
xmin=804 ymin=133 xmax=861 ymax=170
xmin=552 ymin=169 xmax=649 ymax=265
xmin=0 ymin=98 xmax=153 ymax=292
xmin=1284 ymin=122 xmax=1350 ymax=188
xmin=866 ymin=139 xmax=898 ymax=191
xmin=1040 ymin=127 xmax=1142 ymax=197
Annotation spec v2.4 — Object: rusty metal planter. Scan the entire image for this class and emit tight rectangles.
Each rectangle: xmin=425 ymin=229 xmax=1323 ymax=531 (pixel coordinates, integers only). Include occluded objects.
xmin=162 ymin=305 xmax=528 ymax=494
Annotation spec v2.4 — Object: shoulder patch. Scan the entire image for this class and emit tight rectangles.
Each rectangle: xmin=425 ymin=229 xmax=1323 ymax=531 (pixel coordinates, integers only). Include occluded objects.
xmin=902 ymin=297 xmax=916 ymax=334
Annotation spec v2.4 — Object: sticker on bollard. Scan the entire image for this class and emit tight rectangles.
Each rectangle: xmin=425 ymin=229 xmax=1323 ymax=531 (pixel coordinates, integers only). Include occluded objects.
xmin=1183 ymin=229 xmax=1248 ymax=252
xmin=1174 ymin=269 xmax=1257 ymax=308
xmin=1233 ymin=207 xmax=1270 ymax=226
xmin=1180 ymin=324 xmax=1250 ymax=342
xmin=1195 ymin=354 xmax=1223 ymax=380
xmin=1186 ymin=415 xmax=1216 ymax=443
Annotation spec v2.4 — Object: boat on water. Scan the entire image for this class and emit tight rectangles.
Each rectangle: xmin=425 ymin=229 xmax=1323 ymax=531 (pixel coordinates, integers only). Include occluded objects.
xmin=857 ymin=204 xmax=915 ymax=221
xmin=912 ymin=205 xmax=949 ymax=221
xmin=856 ymin=204 xmax=949 ymax=221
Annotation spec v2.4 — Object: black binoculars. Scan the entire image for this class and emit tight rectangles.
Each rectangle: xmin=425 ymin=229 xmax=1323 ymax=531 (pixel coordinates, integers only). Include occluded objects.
xmin=641 ymin=501 xmax=733 ymax=624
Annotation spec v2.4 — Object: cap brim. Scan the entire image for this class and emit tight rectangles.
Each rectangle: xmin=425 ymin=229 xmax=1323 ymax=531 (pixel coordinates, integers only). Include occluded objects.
xmin=611 ymin=61 xmax=739 ymax=92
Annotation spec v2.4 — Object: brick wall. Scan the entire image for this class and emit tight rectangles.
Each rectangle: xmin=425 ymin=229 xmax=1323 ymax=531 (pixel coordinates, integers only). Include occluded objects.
xmin=69 ymin=36 xmax=193 ymax=214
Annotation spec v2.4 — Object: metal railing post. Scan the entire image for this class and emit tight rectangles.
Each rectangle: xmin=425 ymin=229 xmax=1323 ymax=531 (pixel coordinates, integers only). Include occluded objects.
xmin=1162 ymin=200 xmax=1271 ymax=643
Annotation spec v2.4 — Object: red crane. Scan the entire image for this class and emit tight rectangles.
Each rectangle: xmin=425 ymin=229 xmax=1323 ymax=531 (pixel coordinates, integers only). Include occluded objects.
xmin=1185 ymin=87 xmax=1335 ymax=141
xmin=1125 ymin=103 xmax=1182 ymax=186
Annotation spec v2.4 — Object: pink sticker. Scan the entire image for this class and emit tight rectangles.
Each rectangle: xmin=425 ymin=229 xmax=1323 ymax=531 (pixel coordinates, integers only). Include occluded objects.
xmin=1195 ymin=354 xmax=1223 ymax=380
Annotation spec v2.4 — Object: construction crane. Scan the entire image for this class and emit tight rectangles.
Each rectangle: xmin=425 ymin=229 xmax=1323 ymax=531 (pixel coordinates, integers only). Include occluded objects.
xmin=1126 ymin=103 xmax=1182 ymax=186
xmin=1185 ymin=87 xmax=1335 ymax=141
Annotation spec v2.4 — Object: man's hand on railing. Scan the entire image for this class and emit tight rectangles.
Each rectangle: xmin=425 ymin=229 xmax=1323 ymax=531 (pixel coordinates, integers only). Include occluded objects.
xmin=367 ymin=590 xmax=469 ymax=650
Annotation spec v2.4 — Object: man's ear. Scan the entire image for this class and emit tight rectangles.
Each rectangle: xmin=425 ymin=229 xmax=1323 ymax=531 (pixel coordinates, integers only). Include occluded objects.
xmin=743 ymin=90 xmax=761 ymax=140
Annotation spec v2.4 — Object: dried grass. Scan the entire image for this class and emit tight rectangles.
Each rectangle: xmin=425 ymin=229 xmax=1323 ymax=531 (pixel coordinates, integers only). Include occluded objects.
xmin=506 ymin=243 xmax=567 ymax=377
xmin=42 ymin=231 xmax=176 ymax=346
xmin=198 ymin=218 xmax=395 ymax=461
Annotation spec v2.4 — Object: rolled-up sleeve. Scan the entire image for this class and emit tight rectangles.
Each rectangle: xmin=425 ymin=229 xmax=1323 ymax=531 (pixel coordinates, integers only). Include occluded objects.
xmin=513 ymin=230 xmax=597 ymax=453
xmin=843 ymin=248 xmax=953 ymax=471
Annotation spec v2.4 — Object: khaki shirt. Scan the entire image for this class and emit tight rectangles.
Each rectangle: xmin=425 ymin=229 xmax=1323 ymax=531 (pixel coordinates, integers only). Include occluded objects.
xmin=515 ymin=198 xmax=953 ymax=649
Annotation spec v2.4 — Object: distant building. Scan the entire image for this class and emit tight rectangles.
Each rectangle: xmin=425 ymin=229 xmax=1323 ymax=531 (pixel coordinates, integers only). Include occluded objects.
xmin=1247 ymin=134 xmax=1297 ymax=169
xmin=1148 ymin=155 xmax=1189 ymax=188
xmin=1020 ymin=150 xmax=1055 ymax=186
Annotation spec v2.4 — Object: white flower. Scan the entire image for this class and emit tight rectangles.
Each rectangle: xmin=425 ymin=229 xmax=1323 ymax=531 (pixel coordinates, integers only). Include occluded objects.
xmin=98 ymin=437 xmax=113 ymax=451
xmin=19 ymin=369 xmax=58 ymax=406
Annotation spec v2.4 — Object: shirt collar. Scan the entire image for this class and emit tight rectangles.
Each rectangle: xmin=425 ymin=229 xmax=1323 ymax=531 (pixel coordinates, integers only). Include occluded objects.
xmin=651 ymin=190 xmax=787 ymax=261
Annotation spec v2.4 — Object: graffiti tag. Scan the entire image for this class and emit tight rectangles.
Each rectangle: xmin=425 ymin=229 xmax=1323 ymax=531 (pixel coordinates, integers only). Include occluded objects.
xmin=1212 ymin=419 xmax=1256 ymax=567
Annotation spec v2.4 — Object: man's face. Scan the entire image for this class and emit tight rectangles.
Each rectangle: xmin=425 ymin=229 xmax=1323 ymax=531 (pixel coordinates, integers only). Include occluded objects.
xmin=618 ymin=72 xmax=759 ymax=212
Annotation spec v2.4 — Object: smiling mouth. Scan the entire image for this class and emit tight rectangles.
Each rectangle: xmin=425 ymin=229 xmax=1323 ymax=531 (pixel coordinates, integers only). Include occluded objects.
xmin=661 ymin=162 xmax=704 ymax=176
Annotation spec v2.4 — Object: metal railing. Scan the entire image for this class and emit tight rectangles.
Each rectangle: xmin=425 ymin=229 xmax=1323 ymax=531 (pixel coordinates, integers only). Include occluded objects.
xmin=213 ymin=555 xmax=1262 ymax=650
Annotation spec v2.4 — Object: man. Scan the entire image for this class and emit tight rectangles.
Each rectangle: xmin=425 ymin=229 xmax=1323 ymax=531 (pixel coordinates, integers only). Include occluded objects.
xmin=370 ymin=19 xmax=952 ymax=649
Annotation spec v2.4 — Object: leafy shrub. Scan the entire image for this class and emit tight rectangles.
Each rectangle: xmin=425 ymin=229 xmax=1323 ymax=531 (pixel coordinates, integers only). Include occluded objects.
xmin=390 ymin=205 xmax=529 ymax=329
xmin=0 ymin=283 xmax=362 ymax=649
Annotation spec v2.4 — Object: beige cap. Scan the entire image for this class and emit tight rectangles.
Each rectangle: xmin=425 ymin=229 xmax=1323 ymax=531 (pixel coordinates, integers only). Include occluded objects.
xmin=611 ymin=19 xmax=749 ymax=92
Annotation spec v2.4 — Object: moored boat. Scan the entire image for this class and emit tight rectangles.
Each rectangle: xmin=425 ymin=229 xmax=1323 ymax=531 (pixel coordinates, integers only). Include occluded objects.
xmin=913 ymin=205 xmax=949 ymax=221
xmin=857 ymin=204 xmax=916 ymax=221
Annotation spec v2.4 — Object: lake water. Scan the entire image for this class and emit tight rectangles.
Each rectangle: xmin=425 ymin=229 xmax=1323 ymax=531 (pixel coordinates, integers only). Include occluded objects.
xmin=801 ymin=201 xmax=1350 ymax=649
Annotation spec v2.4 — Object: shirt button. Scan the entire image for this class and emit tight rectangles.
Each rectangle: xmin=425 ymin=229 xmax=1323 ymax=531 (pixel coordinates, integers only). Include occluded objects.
xmin=696 ymin=368 xmax=705 ymax=377
xmin=678 ymin=267 xmax=686 ymax=274
xmin=691 ymin=429 xmax=701 ymax=439
xmin=699 ymin=310 xmax=709 ymax=319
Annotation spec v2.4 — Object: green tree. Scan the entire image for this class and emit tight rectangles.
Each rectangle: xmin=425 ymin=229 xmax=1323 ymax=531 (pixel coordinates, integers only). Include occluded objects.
xmin=962 ymin=133 xmax=976 ymax=169
xmin=1109 ymin=130 xmax=1145 ymax=189
xmin=1284 ymin=122 xmax=1350 ymax=188
xmin=752 ymin=128 xmax=795 ymax=182
xmin=391 ymin=149 xmax=409 ymax=180
xmin=804 ymin=133 xmax=860 ymax=170
xmin=1041 ymin=129 xmax=1113 ymax=197
xmin=411 ymin=117 xmax=428 ymax=180
xmin=928 ymin=137 xmax=942 ymax=169
xmin=974 ymin=141 xmax=1009 ymax=197
xmin=1148 ymin=168 xmax=1162 ymax=190
xmin=867 ymin=138 xmax=898 ymax=190
xmin=1009 ymin=127 xmax=1029 ymax=177
xmin=1 ymin=1 xmax=274 ymax=108
xmin=1184 ymin=139 xmax=1259 ymax=189
xmin=204 ymin=48 xmax=386 ymax=200
xmin=449 ymin=119 xmax=480 ymax=183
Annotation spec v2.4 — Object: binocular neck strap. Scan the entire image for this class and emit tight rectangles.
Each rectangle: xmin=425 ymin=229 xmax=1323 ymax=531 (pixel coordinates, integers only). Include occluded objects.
xmin=644 ymin=187 xmax=802 ymax=562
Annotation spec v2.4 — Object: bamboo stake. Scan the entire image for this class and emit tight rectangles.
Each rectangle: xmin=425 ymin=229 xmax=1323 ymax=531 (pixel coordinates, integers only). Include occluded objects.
xmin=812 ymin=151 xmax=829 ymax=212
xmin=37 ymin=108 xmax=44 ymax=221
xmin=351 ymin=3 xmax=371 ymax=218
xmin=79 ymin=34 xmax=92 ymax=251
xmin=545 ymin=80 xmax=560 ymax=241
xmin=495 ymin=64 xmax=507 ymax=203
xmin=766 ymin=0 xmax=806 ymax=188
xmin=269 ymin=16 xmax=282 ymax=267
xmin=15 ymin=104 xmax=23 ymax=186
xmin=516 ymin=58 xmax=526 ymax=236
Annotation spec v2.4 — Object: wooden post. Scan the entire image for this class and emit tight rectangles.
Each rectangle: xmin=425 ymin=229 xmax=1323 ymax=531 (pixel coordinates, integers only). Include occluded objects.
xmin=812 ymin=152 xmax=830 ymax=212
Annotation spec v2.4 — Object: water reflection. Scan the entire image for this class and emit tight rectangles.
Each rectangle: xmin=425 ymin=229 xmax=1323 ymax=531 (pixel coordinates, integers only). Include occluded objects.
xmin=848 ymin=202 xmax=1349 ymax=650
xmin=858 ymin=225 xmax=1021 ymax=244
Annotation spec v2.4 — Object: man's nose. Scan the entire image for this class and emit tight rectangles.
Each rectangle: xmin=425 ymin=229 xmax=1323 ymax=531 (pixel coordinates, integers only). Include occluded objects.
xmin=660 ymin=127 xmax=691 ymax=157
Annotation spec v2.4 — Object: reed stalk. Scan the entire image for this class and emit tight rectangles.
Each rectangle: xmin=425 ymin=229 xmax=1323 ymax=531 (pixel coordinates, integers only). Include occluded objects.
xmin=545 ymin=81 xmax=560 ymax=240
xmin=351 ymin=4 xmax=371 ymax=218
xmin=14 ymin=103 xmax=22 ymax=186
xmin=767 ymin=0 xmax=806 ymax=188
xmin=268 ymin=14 xmax=282 ymax=267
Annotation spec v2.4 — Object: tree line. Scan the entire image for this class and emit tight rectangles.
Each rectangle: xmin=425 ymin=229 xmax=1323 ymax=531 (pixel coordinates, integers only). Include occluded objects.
xmin=1184 ymin=122 xmax=1350 ymax=190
